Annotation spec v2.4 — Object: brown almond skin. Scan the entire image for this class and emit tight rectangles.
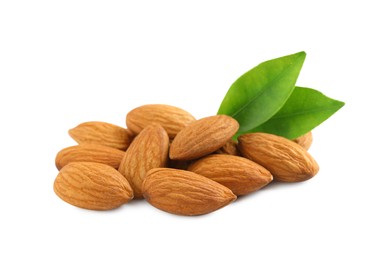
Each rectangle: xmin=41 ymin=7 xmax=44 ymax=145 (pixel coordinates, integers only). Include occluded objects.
xmin=126 ymin=104 xmax=196 ymax=138
xmin=69 ymin=121 xmax=134 ymax=151
xmin=54 ymin=162 xmax=134 ymax=210
xmin=55 ymin=144 xmax=125 ymax=170
xmin=238 ymin=133 xmax=319 ymax=182
xmin=215 ymin=139 xmax=240 ymax=156
xmin=188 ymin=154 xmax=273 ymax=196
xmin=118 ymin=124 xmax=169 ymax=199
xmin=293 ymin=132 xmax=313 ymax=150
xmin=142 ymin=168 xmax=236 ymax=216
xmin=169 ymin=115 xmax=239 ymax=160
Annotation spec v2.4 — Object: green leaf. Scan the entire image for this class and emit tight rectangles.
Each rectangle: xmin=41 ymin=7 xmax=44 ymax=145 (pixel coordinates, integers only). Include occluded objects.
xmin=217 ymin=51 xmax=306 ymax=133
xmin=249 ymin=87 xmax=345 ymax=139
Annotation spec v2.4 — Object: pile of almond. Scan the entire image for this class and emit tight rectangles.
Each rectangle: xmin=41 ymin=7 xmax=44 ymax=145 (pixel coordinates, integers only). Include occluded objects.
xmin=54 ymin=104 xmax=318 ymax=216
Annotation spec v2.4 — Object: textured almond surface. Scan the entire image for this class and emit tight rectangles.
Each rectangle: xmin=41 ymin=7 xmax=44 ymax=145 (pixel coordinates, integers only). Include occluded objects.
xmin=126 ymin=104 xmax=196 ymax=138
xmin=69 ymin=121 xmax=133 ymax=150
xmin=293 ymin=132 xmax=313 ymax=150
xmin=238 ymin=133 xmax=319 ymax=182
xmin=142 ymin=168 xmax=236 ymax=216
xmin=118 ymin=124 xmax=169 ymax=198
xmin=188 ymin=154 xmax=273 ymax=196
xmin=55 ymin=144 xmax=125 ymax=170
xmin=54 ymin=162 xmax=133 ymax=210
xmin=169 ymin=115 xmax=239 ymax=160
xmin=215 ymin=139 xmax=240 ymax=156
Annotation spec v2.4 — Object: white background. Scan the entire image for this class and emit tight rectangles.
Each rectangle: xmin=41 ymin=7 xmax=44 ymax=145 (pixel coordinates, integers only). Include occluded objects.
xmin=1 ymin=1 xmax=385 ymax=259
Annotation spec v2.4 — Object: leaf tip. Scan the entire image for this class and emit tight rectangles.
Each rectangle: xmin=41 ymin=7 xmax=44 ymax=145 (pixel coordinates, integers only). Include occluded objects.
xmin=337 ymin=100 xmax=345 ymax=109
xmin=295 ymin=51 xmax=307 ymax=61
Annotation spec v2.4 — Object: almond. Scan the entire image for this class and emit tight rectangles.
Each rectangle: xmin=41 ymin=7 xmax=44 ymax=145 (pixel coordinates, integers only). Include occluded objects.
xmin=55 ymin=144 xmax=125 ymax=170
xmin=293 ymin=132 xmax=313 ymax=150
xmin=118 ymin=124 xmax=169 ymax=199
xmin=188 ymin=154 xmax=272 ymax=196
xmin=54 ymin=162 xmax=133 ymax=210
xmin=142 ymin=168 xmax=236 ymax=216
xmin=169 ymin=115 xmax=239 ymax=160
xmin=238 ymin=133 xmax=319 ymax=182
xmin=69 ymin=121 xmax=134 ymax=150
xmin=126 ymin=104 xmax=195 ymax=138
xmin=215 ymin=139 xmax=240 ymax=156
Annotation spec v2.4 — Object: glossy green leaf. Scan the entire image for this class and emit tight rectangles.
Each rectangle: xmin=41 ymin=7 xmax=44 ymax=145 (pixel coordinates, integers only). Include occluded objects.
xmin=249 ymin=87 xmax=345 ymax=139
xmin=217 ymin=51 xmax=306 ymax=133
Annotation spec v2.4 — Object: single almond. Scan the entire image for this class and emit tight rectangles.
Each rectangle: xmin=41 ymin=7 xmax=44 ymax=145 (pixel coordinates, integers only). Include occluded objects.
xmin=293 ymin=132 xmax=313 ymax=150
xmin=55 ymin=144 xmax=125 ymax=170
xmin=54 ymin=162 xmax=133 ymax=210
xmin=142 ymin=168 xmax=236 ymax=216
xmin=169 ymin=115 xmax=239 ymax=160
xmin=188 ymin=154 xmax=272 ymax=196
xmin=238 ymin=133 xmax=319 ymax=182
xmin=126 ymin=104 xmax=195 ymax=138
xmin=69 ymin=121 xmax=134 ymax=150
xmin=215 ymin=139 xmax=240 ymax=156
xmin=118 ymin=124 xmax=169 ymax=199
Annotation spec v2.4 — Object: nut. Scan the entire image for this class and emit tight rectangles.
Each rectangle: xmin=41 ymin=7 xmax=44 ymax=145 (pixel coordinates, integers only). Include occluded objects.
xmin=126 ymin=104 xmax=195 ymax=138
xmin=238 ymin=132 xmax=319 ymax=182
xmin=118 ymin=124 xmax=169 ymax=198
xmin=54 ymin=162 xmax=133 ymax=210
xmin=69 ymin=121 xmax=133 ymax=150
xmin=169 ymin=115 xmax=239 ymax=160
xmin=188 ymin=154 xmax=273 ymax=196
xmin=55 ymin=144 xmax=125 ymax=170
xmin=215 ymin=139 xmax=240 ymax=156
xmin=142 ymin=168 xmax=236 ymax=216
xmin=293 ymin=132 xmax=313 ymax=150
